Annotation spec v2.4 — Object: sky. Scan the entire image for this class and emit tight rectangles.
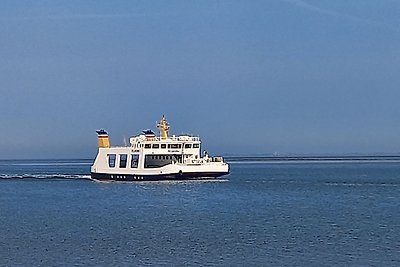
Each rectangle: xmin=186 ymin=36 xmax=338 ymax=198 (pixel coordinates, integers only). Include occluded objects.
xmin=1 ymin=0 xmax=400 ymax=159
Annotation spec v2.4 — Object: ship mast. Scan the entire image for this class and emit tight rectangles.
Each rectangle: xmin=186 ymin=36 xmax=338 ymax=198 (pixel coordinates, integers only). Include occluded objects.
xmin=157 ymin=115 xmax=170 ymax=140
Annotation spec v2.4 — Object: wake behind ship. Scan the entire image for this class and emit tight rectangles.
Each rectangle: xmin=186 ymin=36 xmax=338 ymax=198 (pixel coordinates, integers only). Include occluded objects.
xmin=91 ymin=116 xmax=229 ymax=181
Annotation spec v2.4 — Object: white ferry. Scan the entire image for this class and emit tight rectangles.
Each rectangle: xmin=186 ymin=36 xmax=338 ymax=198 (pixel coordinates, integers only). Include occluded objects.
xmin=91 ymin=116 xmax=229 ymax=181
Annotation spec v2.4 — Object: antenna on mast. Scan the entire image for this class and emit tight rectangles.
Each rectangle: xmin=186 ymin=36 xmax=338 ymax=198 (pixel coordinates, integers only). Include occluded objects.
xmin=123 ymin=136 xmax=127 ymax=146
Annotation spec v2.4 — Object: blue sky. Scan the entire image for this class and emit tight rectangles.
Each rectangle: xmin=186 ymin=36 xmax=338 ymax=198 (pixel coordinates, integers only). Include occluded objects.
xmin=1 ymin=0 xmax=400 ymax=159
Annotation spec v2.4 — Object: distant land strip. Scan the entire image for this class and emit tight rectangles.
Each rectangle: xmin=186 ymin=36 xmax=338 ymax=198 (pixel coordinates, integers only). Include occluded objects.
xmin=225 ymin=156 xmax=400 ymax=162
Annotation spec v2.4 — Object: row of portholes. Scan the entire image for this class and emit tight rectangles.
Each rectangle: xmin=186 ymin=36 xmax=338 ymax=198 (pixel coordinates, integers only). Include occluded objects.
xmin=110 ymin=175 xmax=144 ymax=180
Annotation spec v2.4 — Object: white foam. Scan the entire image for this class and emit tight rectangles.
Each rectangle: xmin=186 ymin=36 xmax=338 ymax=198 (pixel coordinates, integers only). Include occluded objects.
xmin=0 ymin=174 xmax=91 ymax=180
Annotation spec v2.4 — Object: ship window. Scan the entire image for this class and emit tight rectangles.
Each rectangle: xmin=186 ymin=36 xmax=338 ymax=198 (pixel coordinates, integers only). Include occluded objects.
xmin=152 ymin=144 xmax=159 ymax=149
xmin=108 ymin=154 xmax=116 ymax=168
xmin=185 ymin=144 xmax=192 ymax=149
xmin=119 ymin=154 xmax=127 ymax=168
xmin=144 ymin=144 xmax=151 ymax=149
xmin=131 ymin=154 xmax=139 ymax=168
xmin=193 ymin=144 xmax=200 ymax=148
xmin=161 ymin=144 xmax=166 ymax=149
xmin=169 ymin=144 xmax=181 ymax=149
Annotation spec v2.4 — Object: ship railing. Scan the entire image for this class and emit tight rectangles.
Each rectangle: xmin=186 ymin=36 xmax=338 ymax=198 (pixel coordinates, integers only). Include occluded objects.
xmin=203 ymin=157 xmax=224 ymax=163
xmin=132 ymin=135 xmax=200 ymax=143
xmin=183 ymin=156 xmax=224 ymax=165
xmin=171 ymin=136 xmax=200 ymax=141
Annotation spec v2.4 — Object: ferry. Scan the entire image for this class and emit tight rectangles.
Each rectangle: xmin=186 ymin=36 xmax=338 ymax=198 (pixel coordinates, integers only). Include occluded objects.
xmin=91 ymin=116 xmax=229 ymax=181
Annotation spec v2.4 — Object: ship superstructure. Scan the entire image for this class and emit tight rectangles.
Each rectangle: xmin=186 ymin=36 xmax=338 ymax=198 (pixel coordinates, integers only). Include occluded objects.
xmin=91 ymin=116 xmax=229 ymax=181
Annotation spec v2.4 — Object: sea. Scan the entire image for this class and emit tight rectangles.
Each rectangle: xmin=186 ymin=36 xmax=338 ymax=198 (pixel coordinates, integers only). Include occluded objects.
xmin=1 ymin=157 xmax=399 ymax=266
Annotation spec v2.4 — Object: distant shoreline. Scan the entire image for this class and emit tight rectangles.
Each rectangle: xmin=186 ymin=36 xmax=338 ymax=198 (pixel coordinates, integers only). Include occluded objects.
xmin=2 ymin=155 xmax=400 ymax=162
xmin=225 ymin=156 xmax=400 ymax=163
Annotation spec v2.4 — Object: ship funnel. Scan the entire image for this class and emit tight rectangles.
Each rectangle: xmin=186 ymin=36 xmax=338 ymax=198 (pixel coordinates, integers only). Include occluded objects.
xmin=157 ymin=115 xmax=170 ymax=140
xmin=96 ymin=129 xmax=110 ymax=148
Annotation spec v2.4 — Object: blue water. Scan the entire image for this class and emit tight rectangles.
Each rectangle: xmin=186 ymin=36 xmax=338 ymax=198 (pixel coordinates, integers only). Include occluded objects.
xmin=1 ymin=159 xmax=400 ymax=266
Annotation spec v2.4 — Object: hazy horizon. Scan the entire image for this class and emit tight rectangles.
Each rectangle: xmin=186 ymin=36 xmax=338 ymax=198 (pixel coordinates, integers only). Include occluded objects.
xmin=1 ymin=1 xmax=400 ymax=159
xmin=3 ymin=152 xmax=400 ymax=161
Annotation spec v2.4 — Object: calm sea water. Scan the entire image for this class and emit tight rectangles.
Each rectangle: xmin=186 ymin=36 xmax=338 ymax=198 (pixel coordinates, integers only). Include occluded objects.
xmin=0 ymin=159 xmax=399 ymax=266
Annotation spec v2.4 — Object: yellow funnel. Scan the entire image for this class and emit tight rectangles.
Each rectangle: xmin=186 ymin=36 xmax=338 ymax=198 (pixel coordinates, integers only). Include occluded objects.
xmin=96 ymin=130 xmax=110 ymax=148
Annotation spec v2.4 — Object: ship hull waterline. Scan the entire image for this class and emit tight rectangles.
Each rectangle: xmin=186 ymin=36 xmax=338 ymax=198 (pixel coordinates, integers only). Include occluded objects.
xmin=91 ymin=171 xmax=229 ymax=181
